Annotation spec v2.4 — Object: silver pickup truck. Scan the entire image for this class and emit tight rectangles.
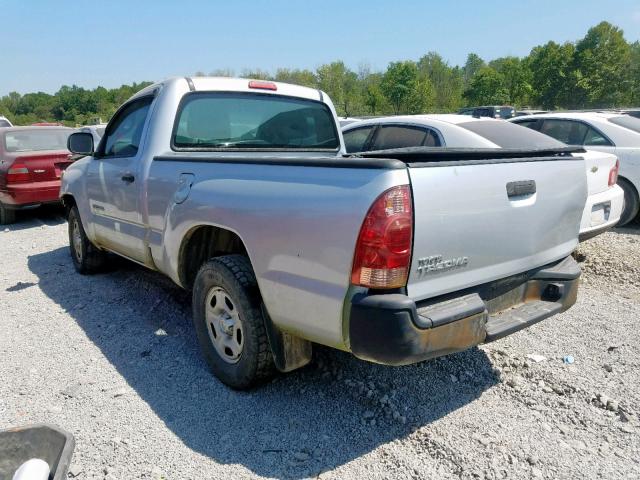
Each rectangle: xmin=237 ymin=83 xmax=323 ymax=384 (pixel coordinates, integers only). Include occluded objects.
xmin=62 ymin=77 xmax=586 ymax=389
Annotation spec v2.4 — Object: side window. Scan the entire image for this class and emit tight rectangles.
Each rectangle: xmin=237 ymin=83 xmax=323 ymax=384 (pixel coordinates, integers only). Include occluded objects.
xmin=101 ymin=97 xmax=153 ymax=157
xmin=512 ymin=119 xmax=541 ymax=131
xmin=540 ymin=119 xmax=588 ymax=145
xmin=583 ymin=126 xmax=612 ymax=146
xmin=343 ymin=126 xmax=375 ymax=153
xmin=371 ymin=125 xmax=435 ymax=150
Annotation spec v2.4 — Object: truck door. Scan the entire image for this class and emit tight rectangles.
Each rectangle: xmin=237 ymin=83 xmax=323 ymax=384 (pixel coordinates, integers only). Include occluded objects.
xmin=86 ymin=96 xmax=153 ymax=262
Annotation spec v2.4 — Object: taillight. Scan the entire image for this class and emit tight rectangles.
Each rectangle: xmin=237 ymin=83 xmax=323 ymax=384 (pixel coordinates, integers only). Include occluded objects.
xmin=248 ymin=80 xmax=277 ymax=91
xmin=7 ymin=164 xmax=30 ymax=183
xmin=608 ymin=159 xmax=619 ymax=187
xmin=351 ymin=185 xmax=413 ymax=289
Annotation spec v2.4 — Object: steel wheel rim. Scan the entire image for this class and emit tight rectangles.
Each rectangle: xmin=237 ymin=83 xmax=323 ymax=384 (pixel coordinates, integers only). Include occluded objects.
xmin=72 ymin=219 xmax=83 ymax=262
xmin=204 ymin=286 xmax=243 ymax=364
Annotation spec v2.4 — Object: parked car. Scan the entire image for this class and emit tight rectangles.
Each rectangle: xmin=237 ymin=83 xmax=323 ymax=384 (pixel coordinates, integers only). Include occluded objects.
xmin=0 ymin=126 xmax=74 ymax=224
xmin=343 ymin=115 xmax=623 ymax=240
xmin=510 ymin=112 xmax=640 ymax=225
xmin=78 ymin=124 xmax=107 ymax=146
xmin=458 ymin=105 xmax=515 ymax=119
xmin=0 ymin=116 xmax=12 ymax=128
xmin=514 ymin=109 xmax=549 ymax=117
xmin=62 ymin=77 xmax=585 ymax=389
xmin=338 ymin=117 xmax=361 ymax=128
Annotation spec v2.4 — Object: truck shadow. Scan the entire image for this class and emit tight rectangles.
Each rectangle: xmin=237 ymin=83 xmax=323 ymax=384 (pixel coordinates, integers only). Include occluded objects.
xmin=28 ymin=247 xmax=499 ymax=479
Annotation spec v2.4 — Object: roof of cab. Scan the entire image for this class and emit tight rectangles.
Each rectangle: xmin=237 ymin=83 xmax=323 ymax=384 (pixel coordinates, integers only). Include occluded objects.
xmin=130 ymin=76 xmax=326 ymax=103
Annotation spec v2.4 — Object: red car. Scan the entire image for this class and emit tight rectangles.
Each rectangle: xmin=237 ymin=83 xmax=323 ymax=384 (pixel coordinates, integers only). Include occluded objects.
xmin=0 ymin=126 xmax=74 ymax=224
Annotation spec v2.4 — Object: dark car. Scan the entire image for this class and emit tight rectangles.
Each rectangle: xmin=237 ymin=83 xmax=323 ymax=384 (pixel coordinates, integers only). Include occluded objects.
xmin=0 ymin=126 xmax=74 ymax=224
xmin=458 ymin=105 xmax=515 ymax=119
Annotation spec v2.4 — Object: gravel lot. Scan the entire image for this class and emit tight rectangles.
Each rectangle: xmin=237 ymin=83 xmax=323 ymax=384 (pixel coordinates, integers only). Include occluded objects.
xmin=1 ymin=207 xmax=639 ymax=480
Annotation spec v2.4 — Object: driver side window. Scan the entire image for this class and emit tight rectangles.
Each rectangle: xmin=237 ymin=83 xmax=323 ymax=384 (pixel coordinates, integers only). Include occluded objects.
xmin=102 ymin=97 xmax=153 ymax=158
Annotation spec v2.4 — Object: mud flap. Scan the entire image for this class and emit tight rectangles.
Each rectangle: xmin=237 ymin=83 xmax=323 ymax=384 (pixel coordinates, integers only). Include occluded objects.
xmin=261 ymin=305 xmax=312 ymax=372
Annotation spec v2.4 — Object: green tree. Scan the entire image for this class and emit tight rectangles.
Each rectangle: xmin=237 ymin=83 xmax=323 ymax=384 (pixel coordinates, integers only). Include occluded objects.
xmin=571 ymin=21 xmax=632 ymax=108
xmin=463 ymin=66 xmax=509 ymax=105
xmin=316 ymin=61 xmax=360 ymax=116
xmin=526 ymin=41 xmax=575 ymax=109
xmin=463 ymin=53 xmax=485 ymax=87
xmin=629 ymin=41 xmax=640 ymax=105
xmin=489 ymin=56 xmax=531 ymax=105
xmin=381 ymin=61 xmax=428 ymax=114
xmin=417 ymin=52 xmax=463 ymax=111
xmin=274 ymin=68 xmax=317 ymax=88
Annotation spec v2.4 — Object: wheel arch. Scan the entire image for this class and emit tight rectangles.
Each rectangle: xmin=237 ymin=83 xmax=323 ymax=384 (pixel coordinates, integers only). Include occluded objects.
xmin=178 ymin=224 xmax=250 ymax=290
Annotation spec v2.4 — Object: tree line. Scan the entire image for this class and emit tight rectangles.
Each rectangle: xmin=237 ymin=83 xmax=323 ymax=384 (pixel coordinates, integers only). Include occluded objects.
xmin=1 ymin=22 xmax=638 ymax=125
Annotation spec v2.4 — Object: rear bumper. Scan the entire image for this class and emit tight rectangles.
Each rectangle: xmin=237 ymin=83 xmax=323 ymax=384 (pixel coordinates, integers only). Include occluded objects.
xmin=578 ymin=185 xmax=624 ymax=241
xmin=0 ymin=180 xmax=62 ymax=208
xmin=348 ymin=255 xmax=580 ymax=366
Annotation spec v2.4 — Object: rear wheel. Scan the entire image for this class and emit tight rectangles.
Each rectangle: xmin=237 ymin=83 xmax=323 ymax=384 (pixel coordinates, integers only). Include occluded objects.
xmin=0 ymin=203 xmax=16 ymax=225
xmin=192 ymin=255 xmax=275 ymax=389
xmin=617 ymin=178 xmax=639 ymax=226
xmin=68 ymin=206 xmax=107 ymax=274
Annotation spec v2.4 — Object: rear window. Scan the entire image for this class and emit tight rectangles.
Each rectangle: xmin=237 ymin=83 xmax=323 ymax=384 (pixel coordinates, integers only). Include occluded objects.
xmin=173 ymin=92 xmax=340 ymax=150
xmin=371 ymin=125 xmax=441 ymax=150
xmin=458 ymin=120 xmax=566 ymax=149
xmin=4 ymin=129 xmax=71 ymax=152
xmin=608 ymin=115 xmax=640 ymax=134
xmin=0 ymin=119 xmax=11 ymax=128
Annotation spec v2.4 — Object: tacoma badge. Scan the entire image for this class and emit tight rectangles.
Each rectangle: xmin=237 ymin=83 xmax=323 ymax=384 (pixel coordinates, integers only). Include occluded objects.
xmin=417 ymin=255 xmax=469 ymax=275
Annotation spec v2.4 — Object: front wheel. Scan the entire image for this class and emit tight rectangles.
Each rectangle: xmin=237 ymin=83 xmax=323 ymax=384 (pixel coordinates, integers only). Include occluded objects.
xmin=192 ymin=255 xmax=275 ymax=389
xmin=617 ymin=178 xmax=639 ymax=226
xmin=68 ymin=206 xmax=107 ymax=274
xmin=0 ymin=203 xmax=16 ymax=225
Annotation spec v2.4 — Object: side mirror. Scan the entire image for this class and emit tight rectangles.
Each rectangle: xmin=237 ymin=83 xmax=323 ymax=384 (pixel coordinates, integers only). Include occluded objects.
xmin=67 ymin=132 xmax=94 ymax=156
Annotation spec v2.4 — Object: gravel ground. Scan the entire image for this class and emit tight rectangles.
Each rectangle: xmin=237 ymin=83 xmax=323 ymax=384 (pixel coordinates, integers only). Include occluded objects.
xmin=1 ymin=207 xmax=639 ymax=480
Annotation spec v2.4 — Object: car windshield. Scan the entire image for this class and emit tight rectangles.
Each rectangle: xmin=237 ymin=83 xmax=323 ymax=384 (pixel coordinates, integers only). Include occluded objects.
xmin=458 ymin=120 xmax=567 ymax=149
xmin=4 ymin=129 xmax=71 ymax=152
xmin=173 ymin=92 xmax=340 ymax=150
xmin=608 ymin=115 xmax=640 ymax=134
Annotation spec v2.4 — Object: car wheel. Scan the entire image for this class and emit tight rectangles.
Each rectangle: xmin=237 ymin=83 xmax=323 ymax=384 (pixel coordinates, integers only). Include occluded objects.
xmin=68 ymin=206 xmax=107 ymax=274
xmin=617 ymin=178 xmax=639 ymax=226
xmin=192 ymin=255 xmax=275 ymax=389
xmin=0 ymin=203 xmax=16 ymax=225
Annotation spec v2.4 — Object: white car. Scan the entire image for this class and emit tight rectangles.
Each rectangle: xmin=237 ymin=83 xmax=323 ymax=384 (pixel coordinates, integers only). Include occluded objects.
xmin=510 ymin=112 xmax=640 ymax=226
xmin=78 ymin=124 xmax=107 ymax=146
xmin=0 ymin=116 xmax=12 ymax=128
xmin=343 ymin=114 xmax=623 ymax=240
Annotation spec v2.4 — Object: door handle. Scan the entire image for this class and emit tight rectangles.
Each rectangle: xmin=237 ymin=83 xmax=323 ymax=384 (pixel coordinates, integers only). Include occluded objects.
xmin=121 ymin=174 xmax=135 ymax=183
xmin=506 ymin=180 xmax=536 ymax=198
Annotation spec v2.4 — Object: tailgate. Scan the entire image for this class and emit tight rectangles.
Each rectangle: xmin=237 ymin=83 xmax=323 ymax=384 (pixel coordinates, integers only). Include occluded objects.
xmin=407 ymin=156 xmax=586 ymax=301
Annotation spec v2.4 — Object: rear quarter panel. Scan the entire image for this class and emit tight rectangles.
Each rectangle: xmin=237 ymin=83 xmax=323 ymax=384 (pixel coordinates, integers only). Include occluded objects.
xmin=147 ymin=160 xmax=409 ymax=349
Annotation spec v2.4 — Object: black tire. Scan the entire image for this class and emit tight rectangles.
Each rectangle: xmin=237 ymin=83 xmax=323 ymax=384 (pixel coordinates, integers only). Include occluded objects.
xmin=68 ymin=206 xmax=107 ymax=274
xmin=617 ymin=178 xmax=639 ymax=226
xmin=0 ymin=203 xmax=16 ymax=225
xmin=192 ymin=255 xmax=275 ymax=389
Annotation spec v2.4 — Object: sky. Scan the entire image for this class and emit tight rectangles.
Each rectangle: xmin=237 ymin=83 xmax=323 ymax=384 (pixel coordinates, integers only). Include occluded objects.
xmin=1 ymin=0 xmax=639 ymax=96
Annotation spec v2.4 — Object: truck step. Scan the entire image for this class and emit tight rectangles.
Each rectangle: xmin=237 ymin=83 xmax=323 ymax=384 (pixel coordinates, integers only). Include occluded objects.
xmin=485 ymin=300 xmax=563 ymax=342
